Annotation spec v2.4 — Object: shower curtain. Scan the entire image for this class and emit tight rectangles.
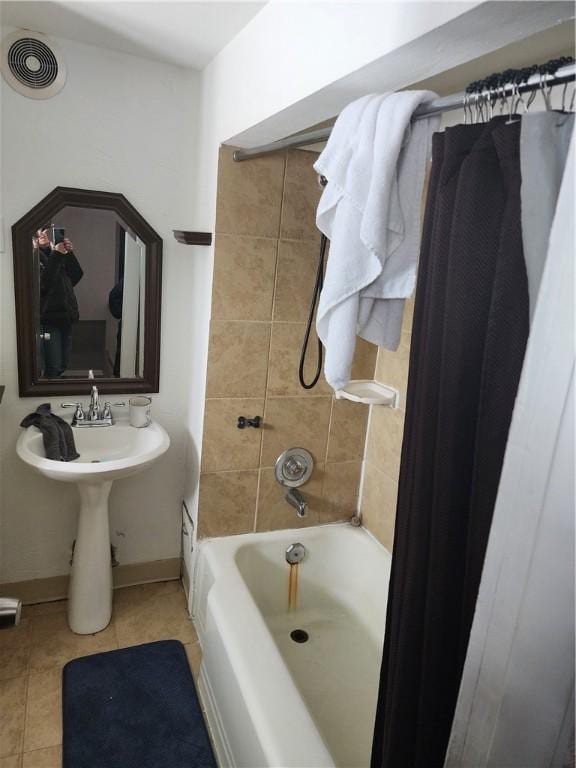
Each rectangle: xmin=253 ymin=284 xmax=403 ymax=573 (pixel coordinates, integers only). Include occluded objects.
xmin=371 ymin=117 xmax=530 ymax=768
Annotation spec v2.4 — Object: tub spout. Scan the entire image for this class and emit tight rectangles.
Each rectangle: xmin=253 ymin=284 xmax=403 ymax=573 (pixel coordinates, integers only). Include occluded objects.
xmin=285 ymin=488 xmax=307 ymax=518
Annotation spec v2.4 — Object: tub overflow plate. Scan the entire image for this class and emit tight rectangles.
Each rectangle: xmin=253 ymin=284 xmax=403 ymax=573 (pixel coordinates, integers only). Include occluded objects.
xmin=275 ymin=448 xmax=313 ymax=488
xmin=285 ymin=542 xmax=306 ymax=564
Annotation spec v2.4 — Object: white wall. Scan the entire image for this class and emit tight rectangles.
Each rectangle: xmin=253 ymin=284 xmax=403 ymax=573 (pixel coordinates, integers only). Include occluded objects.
xmin=0 ymin=32 xmax=200 ymax=582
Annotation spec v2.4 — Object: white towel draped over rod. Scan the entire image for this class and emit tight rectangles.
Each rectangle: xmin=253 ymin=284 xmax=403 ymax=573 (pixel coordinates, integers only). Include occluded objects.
xmin=232 ymin=61 xmax=576 ymax=162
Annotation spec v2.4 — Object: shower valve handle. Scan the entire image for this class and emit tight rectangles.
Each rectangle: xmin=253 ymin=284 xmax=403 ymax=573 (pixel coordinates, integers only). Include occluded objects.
xmin=237 ymin=416 xmax=261 ymax=429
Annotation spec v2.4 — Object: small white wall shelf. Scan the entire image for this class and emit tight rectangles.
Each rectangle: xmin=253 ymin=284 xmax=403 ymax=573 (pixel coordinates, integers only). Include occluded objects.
xmin=334 ymin=380 xmax=399 ymax=407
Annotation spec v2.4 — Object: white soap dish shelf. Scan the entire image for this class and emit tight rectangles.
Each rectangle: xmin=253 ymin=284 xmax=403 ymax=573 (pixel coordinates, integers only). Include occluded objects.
xmin=334 ymin=380 xmax=399 ymax=408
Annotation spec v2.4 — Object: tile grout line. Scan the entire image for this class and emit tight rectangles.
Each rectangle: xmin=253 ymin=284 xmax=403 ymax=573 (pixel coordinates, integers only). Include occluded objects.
xmin=198 ymin=457 xmax=366 ymax=478
xmin=20 ymin=661 xmax=31 ymax=757
xmin=358 ymin=404 xmax=374 ymax=520
xmin=254 ymin=151 xmax=288 ymax=534
xmin=357 ymin=342 xmax=381 ymax=521
xmin=21 ymin=746 xmax=60 ymax=762
xmin=19 ymin=616 xmax=35 ymax=758
xmin=277 ymin=149 xmax=289 ymax=243
xmin=210 ymin=319 xmax=318 ymax=325
xmin=319 ymin=395 xmax=335 ymax=506
xmin=214 ymin=231 xmax=320 ymax=246
xmin=324 ymin=395 xmax=335 ymax=465
xmin=204 ymin=394 xmax=333 ymax=402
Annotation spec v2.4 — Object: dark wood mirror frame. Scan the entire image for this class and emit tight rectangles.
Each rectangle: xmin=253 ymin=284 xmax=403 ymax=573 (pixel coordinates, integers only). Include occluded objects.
xmin=13 ymin=186 xmax=162 ymax=397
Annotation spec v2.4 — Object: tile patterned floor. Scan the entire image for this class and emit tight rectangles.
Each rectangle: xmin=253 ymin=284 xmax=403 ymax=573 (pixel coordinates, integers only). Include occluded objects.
xmin=0 ymin=581 xmax=202 ymax=768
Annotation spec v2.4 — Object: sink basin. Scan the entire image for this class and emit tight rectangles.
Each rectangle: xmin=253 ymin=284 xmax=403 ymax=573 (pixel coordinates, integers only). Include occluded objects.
xmin=17 ymin=421 xmax=170 ymax=483
xmin=17 ymin=418 xmax=170 ymax=635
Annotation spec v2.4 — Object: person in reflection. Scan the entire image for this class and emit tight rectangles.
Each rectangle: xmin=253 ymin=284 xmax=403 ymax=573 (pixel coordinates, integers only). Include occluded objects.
xmin=108 ymin=277 xmax=123 ymax=377
xmin=33 ymin=228 xmax=83 ymax=377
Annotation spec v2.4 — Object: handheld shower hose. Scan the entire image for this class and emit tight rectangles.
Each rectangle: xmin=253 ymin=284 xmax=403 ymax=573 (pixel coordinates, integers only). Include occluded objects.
xmin=298 ymin=232 xmax=328 ymax=389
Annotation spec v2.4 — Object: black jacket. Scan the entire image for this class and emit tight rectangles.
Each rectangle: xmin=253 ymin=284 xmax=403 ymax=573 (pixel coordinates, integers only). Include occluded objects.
xmin=108 ymin=278 xmax=123 ymax=319
xmin=39 ymin=247 xmax=83 ymax=327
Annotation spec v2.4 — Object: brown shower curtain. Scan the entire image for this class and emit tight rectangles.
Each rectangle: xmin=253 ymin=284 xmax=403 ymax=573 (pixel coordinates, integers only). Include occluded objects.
xmin=371 ymin=118 xmax=530 ymax=768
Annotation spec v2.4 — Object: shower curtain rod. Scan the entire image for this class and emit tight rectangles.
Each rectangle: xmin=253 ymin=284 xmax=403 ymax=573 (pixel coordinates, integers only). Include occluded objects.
xmin=232 ymin=61 xmax=576 ymax=161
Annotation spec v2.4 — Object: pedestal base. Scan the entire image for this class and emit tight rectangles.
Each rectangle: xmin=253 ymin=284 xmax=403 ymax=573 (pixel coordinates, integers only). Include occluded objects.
xmin=68 ymin=481 xmax=113 ymax=634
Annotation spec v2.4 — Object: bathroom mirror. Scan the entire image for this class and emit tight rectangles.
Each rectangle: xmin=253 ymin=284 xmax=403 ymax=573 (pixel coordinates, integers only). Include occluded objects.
xmin=12 ymin=187 xmax=162 ymax=396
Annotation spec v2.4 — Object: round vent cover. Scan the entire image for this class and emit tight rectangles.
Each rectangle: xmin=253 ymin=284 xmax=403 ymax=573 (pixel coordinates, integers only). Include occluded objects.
xmin=2 ymin=31 xmax=66 ymax=99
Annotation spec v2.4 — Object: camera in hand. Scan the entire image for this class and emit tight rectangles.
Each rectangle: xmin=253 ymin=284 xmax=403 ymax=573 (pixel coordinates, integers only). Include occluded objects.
xmin=52 ymin=227 xmax=65 ymax=245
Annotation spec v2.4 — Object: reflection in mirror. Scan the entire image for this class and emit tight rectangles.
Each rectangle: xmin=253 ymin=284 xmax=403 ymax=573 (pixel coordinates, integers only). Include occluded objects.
xmin=32 ymin=206 xmax=146 ymax=379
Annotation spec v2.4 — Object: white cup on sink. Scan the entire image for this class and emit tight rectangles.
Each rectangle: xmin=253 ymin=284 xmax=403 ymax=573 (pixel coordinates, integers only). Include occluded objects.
xmin=129 ymin=396 xmax=152 ymax=428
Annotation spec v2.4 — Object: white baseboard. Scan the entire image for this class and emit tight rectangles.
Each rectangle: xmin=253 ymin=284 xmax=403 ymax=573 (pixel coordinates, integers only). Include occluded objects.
xmin=0 ymin=557 xmax=182 ymax=604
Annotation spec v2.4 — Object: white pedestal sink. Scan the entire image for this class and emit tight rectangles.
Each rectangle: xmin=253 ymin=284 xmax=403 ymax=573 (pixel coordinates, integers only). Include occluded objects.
xmin=16 ymin=420 xmax=170 ymax=634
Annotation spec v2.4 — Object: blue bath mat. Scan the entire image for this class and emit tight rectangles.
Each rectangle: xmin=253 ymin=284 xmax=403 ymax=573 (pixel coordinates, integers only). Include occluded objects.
xmin=62 ymin=640 xmax=216 ymax=768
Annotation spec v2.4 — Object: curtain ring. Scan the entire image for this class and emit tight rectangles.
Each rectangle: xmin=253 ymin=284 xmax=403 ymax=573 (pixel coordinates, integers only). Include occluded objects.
xmin=525 ymin=87 xmax=537 ymax=112
xmin=539 ymin=70 xmax=552 ymax=111
xmin=479 ymin=91 xmax=486 ymax=123
xmin=513 ymin=81 xmax=523 ymax=116
xmin=499 ymin=83 xmax=507 ymax=115
xmin=560 ymin=80 xmax=572 ymax=113
xmin=488 ymin=87 xmax=495 ymax=120
xmin=515 ymin=81 xmax=527 ymax=113
xmin=508 ymin=83 xmax=515 ymax=123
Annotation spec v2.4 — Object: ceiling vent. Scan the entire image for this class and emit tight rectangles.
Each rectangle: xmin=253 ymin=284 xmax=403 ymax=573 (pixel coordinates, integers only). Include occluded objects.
xmin=1 ymin=30 xmax=66 ymax=99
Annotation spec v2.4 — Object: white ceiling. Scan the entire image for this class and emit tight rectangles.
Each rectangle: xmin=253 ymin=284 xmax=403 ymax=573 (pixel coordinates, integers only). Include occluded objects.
xmin=0 ymin=1 xmax=266 ymax=69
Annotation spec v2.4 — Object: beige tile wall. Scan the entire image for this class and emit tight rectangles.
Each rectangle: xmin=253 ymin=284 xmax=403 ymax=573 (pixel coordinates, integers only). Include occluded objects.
xmin=359 ymin=298 xmax=414 ymax=550
xmin=198 ymin=147 xmax=377 ymax=538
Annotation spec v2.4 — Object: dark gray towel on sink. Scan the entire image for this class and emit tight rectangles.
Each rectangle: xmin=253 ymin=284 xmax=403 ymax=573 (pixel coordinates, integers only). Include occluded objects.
xmin=20 ymin=403 xmax=79 ymax=462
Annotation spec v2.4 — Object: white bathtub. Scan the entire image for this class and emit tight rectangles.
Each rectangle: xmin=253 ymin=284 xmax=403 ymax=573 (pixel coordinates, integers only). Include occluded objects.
xmin=192 ymin=523 xmax=392 ymax=768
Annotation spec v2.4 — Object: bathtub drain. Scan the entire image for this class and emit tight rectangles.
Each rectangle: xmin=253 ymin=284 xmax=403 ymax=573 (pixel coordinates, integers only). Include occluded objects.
xmin=290 ymin=629 xmax=309 ymax=644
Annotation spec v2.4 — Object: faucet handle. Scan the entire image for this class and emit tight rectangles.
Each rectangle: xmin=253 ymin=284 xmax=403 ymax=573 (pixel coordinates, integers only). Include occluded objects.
xmin=237 ymin=415 xmax=261 ymax=429
xmin=61 ymin=403 xmax=85 ymax=422
xmin=102 ymin=402 xmax=126 ymax=422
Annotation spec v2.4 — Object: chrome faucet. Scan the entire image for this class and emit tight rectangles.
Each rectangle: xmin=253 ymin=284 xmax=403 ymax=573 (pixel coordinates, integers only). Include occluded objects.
xmin=89 ymin=385 xmax=100 ymax=421
xmin=61 ymin=383 xmax=125 ymax=428
xmin=285 ymin=488 xmax=307 ymax=518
